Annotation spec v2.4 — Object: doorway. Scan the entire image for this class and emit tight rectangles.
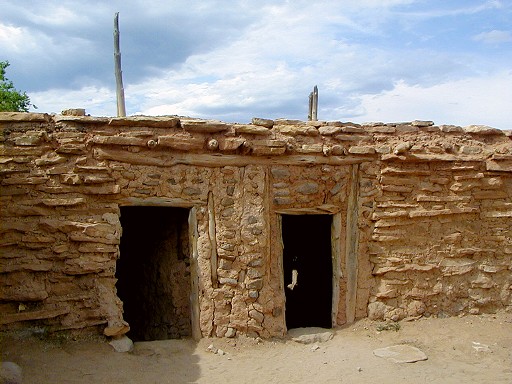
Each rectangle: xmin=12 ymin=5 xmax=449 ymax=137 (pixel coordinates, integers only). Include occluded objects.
xmin=116 ymin=206 xmax=191 ymax=341
xmin=282 ymin=214 xmax=333 ymax=329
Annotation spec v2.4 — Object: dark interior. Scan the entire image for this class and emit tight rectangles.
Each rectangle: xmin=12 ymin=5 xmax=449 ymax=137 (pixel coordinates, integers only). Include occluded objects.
xmin=116 ymin=206 xmax=191 ymax=341
xmin=282 ymin=214 xmax=333 ymax=330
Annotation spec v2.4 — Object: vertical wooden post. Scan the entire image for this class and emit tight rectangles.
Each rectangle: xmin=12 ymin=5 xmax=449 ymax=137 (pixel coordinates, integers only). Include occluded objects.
xmin=308 ymin=86 xmax=318 ymax=121
xmin=188 ymin=207 xmax=201 ymax=340
xmin=208 ymin=192 xmax=218 ymax=288
xmin=114 ymin=12 xmax=126 ymax=117
xmin=345 ymin=163 xmax=360 ymax=323
xmin=312 ymin=85 xmax=318 ymax=121
xmin=331 ymin=212 xmax=342 ymax=327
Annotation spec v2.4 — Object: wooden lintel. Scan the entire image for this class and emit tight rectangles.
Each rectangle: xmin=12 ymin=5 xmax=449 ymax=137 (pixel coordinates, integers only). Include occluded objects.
xmin=119 ymin=197 xmax=203 ymax=207
xmin=274 ymin=204 xmax=341 ymax=215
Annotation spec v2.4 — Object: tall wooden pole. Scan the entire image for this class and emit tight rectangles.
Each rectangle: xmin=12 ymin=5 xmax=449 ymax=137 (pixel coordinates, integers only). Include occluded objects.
xmin=308 ymin=85 xmax=318 ymax=121
xmin=114 ymin=12 xmax=126 ymax=117
xmin=311 ymin=85 xmax=318 ymax=121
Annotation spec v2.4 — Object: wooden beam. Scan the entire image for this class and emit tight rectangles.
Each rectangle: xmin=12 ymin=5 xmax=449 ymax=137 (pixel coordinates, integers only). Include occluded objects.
xmin=331 ymin=212 xmax=342 ymax=327
xmin=188 ymin=207 xmax=202 ymax=340
xmin=118 ymin=197 xmax=203 ymax=207
xmin=207 ymin=192 xmax=218 ymax=288
xmin=274 ymin=204 xmax=341 ymax=215
xmin=345 ymin=163 xmax=360 ymax=323
xmin=312 ymin=85 xmax=318 ymax=122
xmin=94 ymin=147 xmax=371 ymax=167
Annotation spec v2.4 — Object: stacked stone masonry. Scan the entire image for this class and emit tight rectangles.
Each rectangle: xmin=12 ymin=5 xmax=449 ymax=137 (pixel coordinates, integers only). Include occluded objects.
xmin=0 ymin=112 xmax=511 ymax=338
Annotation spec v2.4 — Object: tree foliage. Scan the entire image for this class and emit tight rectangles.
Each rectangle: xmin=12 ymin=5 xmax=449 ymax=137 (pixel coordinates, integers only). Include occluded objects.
xmin=0 ymin=61 xmax=33 ymax=112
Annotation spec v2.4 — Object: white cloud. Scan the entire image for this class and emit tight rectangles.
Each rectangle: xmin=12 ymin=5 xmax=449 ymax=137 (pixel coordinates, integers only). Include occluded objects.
xmin=473 ymin=30 xmax=512 ymax=44
xmin=397 ymin=0 xmax=504 ymax=18
xmin=30 ymin=86 xmax=116 ymax=116
xmin=0 ymin=23 xmax=33 ymax=53
xmin=7 ymin=0 xmax=511 ymax=129
xmin=357 ymin=71 xmax=512 ymax=129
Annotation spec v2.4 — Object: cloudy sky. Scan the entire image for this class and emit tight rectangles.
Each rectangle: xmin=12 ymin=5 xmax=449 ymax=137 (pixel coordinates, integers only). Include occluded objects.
xmin=1 ymin=0 xmax=511 ymax=128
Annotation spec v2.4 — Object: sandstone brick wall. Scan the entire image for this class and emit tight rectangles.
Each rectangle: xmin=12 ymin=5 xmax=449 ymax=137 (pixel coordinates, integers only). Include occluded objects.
xmin=0 ymin=112 xmax=510 ymax=338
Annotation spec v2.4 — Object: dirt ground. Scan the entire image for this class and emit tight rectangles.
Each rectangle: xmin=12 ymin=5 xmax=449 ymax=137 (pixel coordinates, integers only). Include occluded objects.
xmin=1 ymin=312 xmax=511 ymax=384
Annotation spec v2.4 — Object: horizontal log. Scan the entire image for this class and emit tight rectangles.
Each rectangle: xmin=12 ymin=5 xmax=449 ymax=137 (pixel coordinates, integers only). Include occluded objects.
xmin=94 ymin=147 xmax=370 ymax=167
xmin=0 ymin=306 xmax=70 ymax=325
xmin=381 ymin=153 xmax=484 ymax=162
xmin=91 ymin=136 xmax=148 ymax=146
xmin=274 ymin=204 xmax=341 ymax=214
xmin=119 ymin=196 xmax=202 ymax=207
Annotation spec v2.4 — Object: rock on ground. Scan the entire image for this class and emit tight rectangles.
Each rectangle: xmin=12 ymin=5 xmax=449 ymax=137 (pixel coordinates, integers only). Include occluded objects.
xmin=1 ymin=362 xmax=22 ymax=384
xmin=373 ymin=344 xmax=428 ymax=363
xmin=109 ymin=336 xmax=134 ymax=353
xmin=288 ymin=328 xmax=334 ymax=344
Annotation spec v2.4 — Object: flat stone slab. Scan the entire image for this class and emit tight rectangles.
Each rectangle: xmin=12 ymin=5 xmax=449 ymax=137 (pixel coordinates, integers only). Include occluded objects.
xmin=288 ymin=327 xmax=334 ymax=344
xmin=373 ymin=344 xmax=428 ymax=363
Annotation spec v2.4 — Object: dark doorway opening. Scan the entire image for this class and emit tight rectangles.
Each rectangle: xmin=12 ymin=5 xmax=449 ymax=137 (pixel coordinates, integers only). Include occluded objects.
xmin=282 ymin=214 xmax=333 ymax=329
xmin=116 ymin=206 xmax=191 ymax=341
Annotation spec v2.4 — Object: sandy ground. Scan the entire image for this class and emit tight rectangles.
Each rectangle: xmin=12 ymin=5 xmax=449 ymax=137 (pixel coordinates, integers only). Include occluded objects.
xmin=1 ymin=312 xmax=511 ymax=384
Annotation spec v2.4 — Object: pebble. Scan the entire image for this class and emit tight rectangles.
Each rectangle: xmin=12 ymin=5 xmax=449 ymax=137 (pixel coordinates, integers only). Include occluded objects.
xmin=472 ymin=342 xmax=491 ymax=353
xmin=1 ymin=362 xmax=23 ymax=384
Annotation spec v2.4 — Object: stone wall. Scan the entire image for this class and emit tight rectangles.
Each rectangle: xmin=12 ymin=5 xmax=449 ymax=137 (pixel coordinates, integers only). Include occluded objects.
xmin=0 ymin=112 xmax=510 ymax=339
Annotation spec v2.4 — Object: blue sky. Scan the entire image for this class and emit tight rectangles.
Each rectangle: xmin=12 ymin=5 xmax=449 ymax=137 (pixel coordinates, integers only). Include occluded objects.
xmin=1 ymin=0 xmax=511 ymax=128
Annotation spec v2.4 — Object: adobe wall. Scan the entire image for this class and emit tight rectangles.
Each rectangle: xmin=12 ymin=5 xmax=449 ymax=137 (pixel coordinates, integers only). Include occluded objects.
xmin=0 ymin=112 xmax=511 ymax=338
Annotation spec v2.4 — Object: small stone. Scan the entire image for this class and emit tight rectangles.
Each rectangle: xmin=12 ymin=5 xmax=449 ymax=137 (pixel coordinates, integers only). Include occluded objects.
xmin=217 ymin=349 xmax=226 ymax=356
xmin=348 ymin=146 xmax=376 ymax=155
xmin=357 ymin=367 xmax=363 ymax=372
xmin=1 ymin=362 xmax=22 ymax=384
xmin=61 ymin=108 xmax=86 ymax=116
xmin=393 ymin=142 xmax=412 ymax=155
xmin=225 ymin=328 xmax=236 ymax=338
xmin=411 ymin=120 xmax=434 ymax=127
xmin=368 ymin=301 xmax=390 ymax=320
xmin=296 ymin=182 xmax=319 ymax=195
xmin=311 ymin=344 xmax=320 ymax=351
xmin=271 ymin=168 xmax=290 ymax=179
xmin=207 ymin=344 xmax=218 ymax=353
xmin=252 ymin=117 xmax=274 ymax=128
xmin=109 ymin=335 xmax=134 ymax=353
xmin=440 ymin=125 xmax=463 ymax=133
xmin=464 ymin=125 xmax=503 ymax=135
xmin=249 ymin=309 xmax=264 ymax=323
xmin=207 ymin=139 xmax=219 ymax=150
